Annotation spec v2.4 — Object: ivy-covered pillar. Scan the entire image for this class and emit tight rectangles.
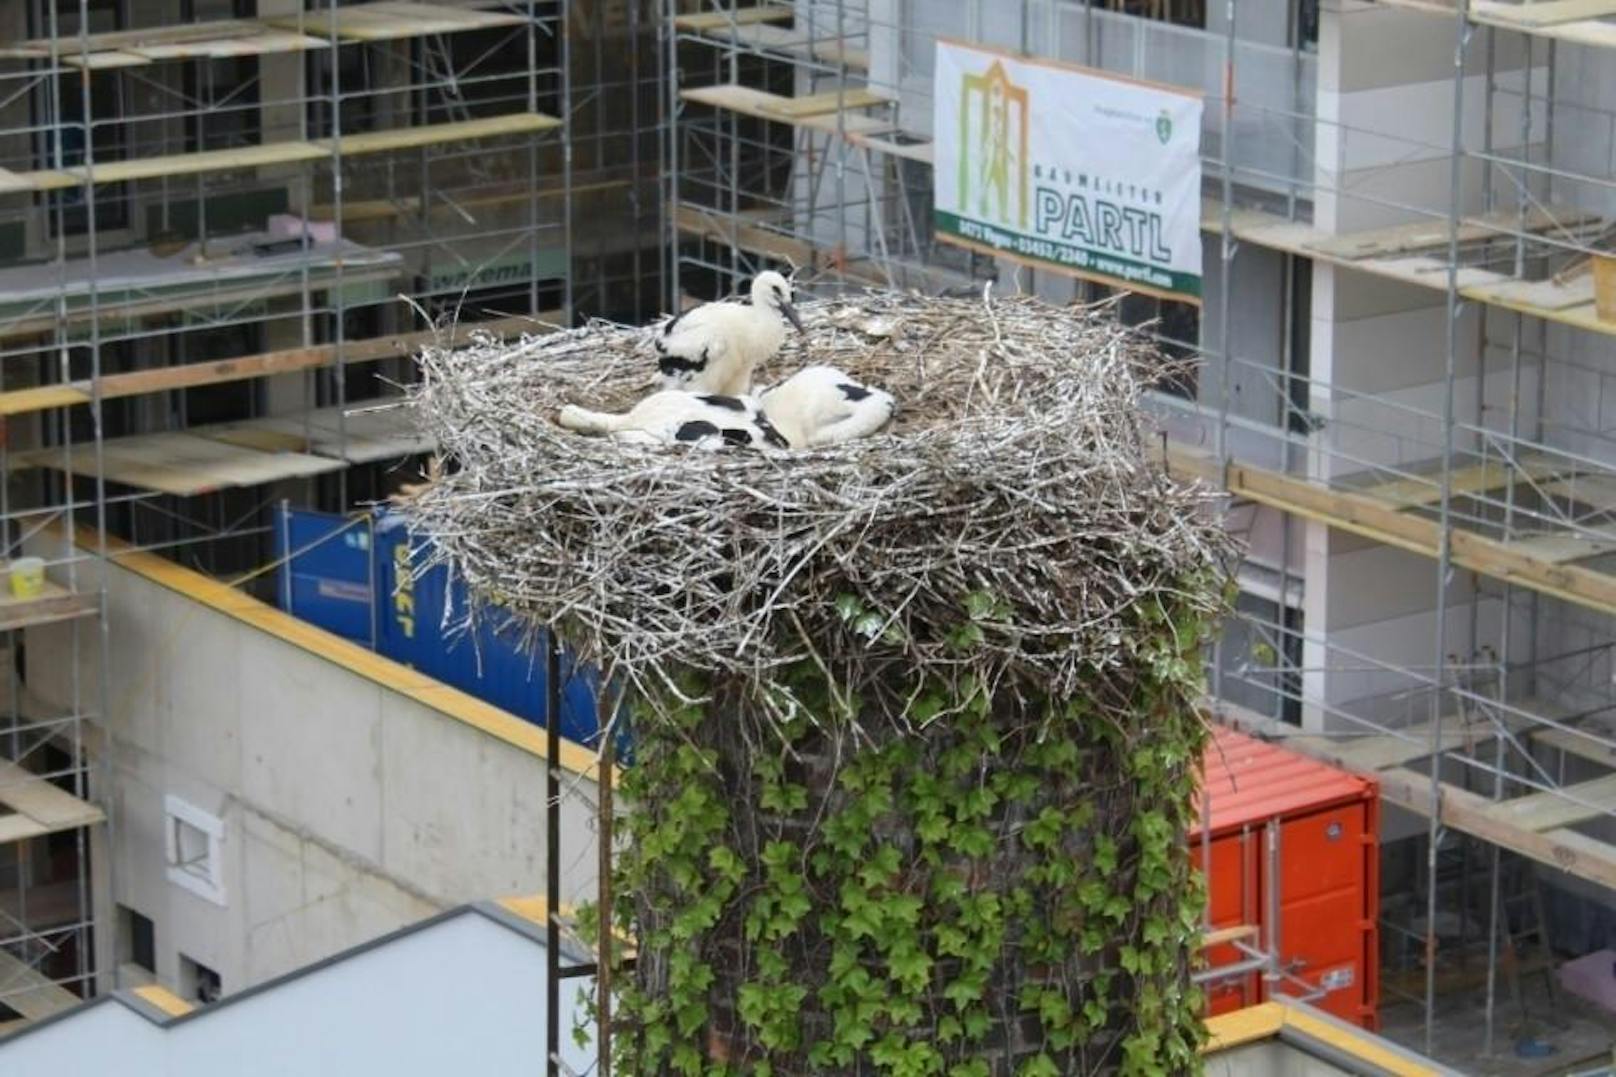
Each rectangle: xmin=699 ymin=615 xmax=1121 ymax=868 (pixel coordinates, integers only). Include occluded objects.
xmin=401 ymin=292 xmax=1235 ymax=1076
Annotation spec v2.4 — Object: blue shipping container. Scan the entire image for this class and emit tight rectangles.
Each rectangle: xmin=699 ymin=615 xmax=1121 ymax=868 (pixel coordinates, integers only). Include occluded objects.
xmin=277 ymin=506 xmax=605 ymax=748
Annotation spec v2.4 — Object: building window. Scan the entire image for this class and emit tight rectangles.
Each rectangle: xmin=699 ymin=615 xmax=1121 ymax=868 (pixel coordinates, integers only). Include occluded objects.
xmin=1215 ymin=589 xmax=1303 ymax=727
xmin=179 ymin=953 xmax=222 ymax=1004
xmin=164 ymin=795 xmax=226 ymax=906
xmin=118 ymin=905 xmax=156 ymax=975
xmin=1119 ymin=290 xmax=1200 ymax=400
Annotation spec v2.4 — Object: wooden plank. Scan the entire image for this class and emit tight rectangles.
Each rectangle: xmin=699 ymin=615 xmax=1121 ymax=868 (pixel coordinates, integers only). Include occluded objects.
xmin=266 ymin=1 xmax=527 ymax=41
xmin=846 ymin=132 xmax=934 ymax=163
xmin=0 ymin=581 xmax=98 ymax=634
xmin=694 ymin=21 xmax=869 ymax=70
xmin=673 ymin=203 xmax=890 ymax=287
xmin=62 ymin=50 xmax=150 ymax=68
xmin=0 ymin=759 xmax=104 ymax=832
xmin=310 ymin=111 xmax=559 ymax=155
xmin=1467 ymin=272 xmax=1597 ymax=313
xmin=1376 ymin=765 xmax=1616 ymax=891
xmin=62 ymin=141 xmax=326 ymax=185
xmin=1200 ymin=451 xmax=1616 ymax=619
xmin=1540 ymin=472 xmax=1616 ymax=514
xmin=1304 ymin=204 xmax=1602 ymax=261
xmin=25 ymin=433 xmax=344 ymax=497
xmin=1200 ymin=925 xmax=1257 ymax=949
xmin=0 ymin=169 xmax=32 ymax=196
xmin=128 ymin=29 xmax=329 ymax=60
xmin=1484 ymin=772 xmax=1616 ymax=832
xmin=1355 ymin=454 xmax=1567 ymax=510
xmin=0 ymin=948 xmax=79 ymax=1022
xmin=1504 ymin=531 xmax=1616 ymax=565
xmin=756 ymin=86 xmax=891 ymax=118
xmin=680 ymin=83 xmax=894 ymax=134
xmin=672 ymin=5 xmax=793 ymax=31
xmin=1475 ymin=0 xmax=1616 ymax=27
xmin=0 ymin=314 xmax=545 ymax=417
xmin=131 ymin=984 xmax=194 ymax=1017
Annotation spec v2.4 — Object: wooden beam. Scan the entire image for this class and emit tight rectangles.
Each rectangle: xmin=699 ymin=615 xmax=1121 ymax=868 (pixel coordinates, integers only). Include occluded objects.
xmin=309 ymin=112 xmax=559 ymax=156
xmin=0 ymin=314 xmax=548 ymax=417
xmin=1483 ymin=772 xmax=1616 ymax=832
xmin=1375 ymin=766 xmax=1616 ymax=891
xmin=0 ymin=581 xmax=99 ymax=633
xmin=1172 ymin=447 xmax=1616 ymax=619
xmin=672 ymin=5 xmax=793 ymax=31
xmin=0 ymin=949 xmax=78 ymax=1022
xmin=0 ymin=759 xmax=104 ymax=835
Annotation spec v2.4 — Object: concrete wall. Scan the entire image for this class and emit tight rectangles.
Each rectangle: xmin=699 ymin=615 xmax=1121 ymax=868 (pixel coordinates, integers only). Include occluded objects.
xmin=27 ymin=547 xmax=602 ymax=1001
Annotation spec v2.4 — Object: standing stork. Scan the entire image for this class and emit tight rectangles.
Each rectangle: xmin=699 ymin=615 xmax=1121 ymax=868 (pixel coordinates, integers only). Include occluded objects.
xmin=654 ymin=270 xmax=804 ymax=396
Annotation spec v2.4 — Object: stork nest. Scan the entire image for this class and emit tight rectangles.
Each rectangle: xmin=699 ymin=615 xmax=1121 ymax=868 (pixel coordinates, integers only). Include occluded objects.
xmin=399 ymin=290 xmax=1234 ymax=716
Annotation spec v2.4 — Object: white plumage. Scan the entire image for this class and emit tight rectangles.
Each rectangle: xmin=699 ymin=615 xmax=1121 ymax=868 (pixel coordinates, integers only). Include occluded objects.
xmin=557 ymin=390 xmax=789 ymax=451
xmin=760 ymin=365 xmax=896 ymax=449
xmin=654 ymin=270 xmax=803 ymax=396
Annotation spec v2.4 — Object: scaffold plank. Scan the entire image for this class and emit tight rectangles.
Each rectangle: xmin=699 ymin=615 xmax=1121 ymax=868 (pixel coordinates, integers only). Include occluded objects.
xmin=198 ymin=400 xmax=432 ymax=464
xmin=310 ymin=111 xmax=560 ymax=155
xmin=0 ymin=759 xmax=104 ymax=833
xmin=680 ymin=84 xmax=894 ymax=134
xmin=758 ymin=86 xmax=891 ymax=118
xmin=1485 ymin=771 xmax=1616 ymax=832
xmin=1167 ymin=444 xmax=1616 ymax=618
xmin=1304 ymin=204 xmax=1602 ymax=260
xmin=62 ymin=50 xmax=149 ymax=68
xmin=22 ymin=432 xmax=344 ymax=496
xmin=672 ymin=5 xmax=793 ymax=31
xmin=687 ymin=19 xmax=869 ymax=70
xmin=13 ymin=20 xmax=330 ymax=63
xmin=1354 ymin=454 xmax=1568 ymax=509
xmin=0 ymin=314 xmax=546 ymax=417
xmin=0 ymin=169 xmax=32 ymax=195
xmin=0 ymin=949 xmax=79 ymax=1023
xmin=0 ymin=581 xmax=99 ymax=634
xmin=266 ymin=1 xmax=527 ymax=41
xmin=1541 ymin=472 xmax=1616 ymax=513
xmin=846 ymin=132 xmax=934 ymax=163
xmin=673 ymin=203 xmax=891 ymax=287
xmin=1373 ymin=766 xmax=1616 ymax=891
xmin=1474 ymin=0 xmax=1616 ymax=28
xmin=1504 ymin=531 xmax=1616 ymax=565
xmin=61 ymin=141 xmax=328 ymax=184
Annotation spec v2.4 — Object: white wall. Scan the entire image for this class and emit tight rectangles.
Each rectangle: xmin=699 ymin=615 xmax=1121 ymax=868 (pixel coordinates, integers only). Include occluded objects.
xmin=27 ymin=551 xmax=602 ymax=1000
xmin=0 ymin=910 xmax=595 ymax=1077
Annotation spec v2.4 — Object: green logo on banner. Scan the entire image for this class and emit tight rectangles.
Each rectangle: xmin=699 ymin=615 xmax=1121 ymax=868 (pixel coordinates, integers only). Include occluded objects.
xmin=1156 ymin=109 xmax=1173 ymax=145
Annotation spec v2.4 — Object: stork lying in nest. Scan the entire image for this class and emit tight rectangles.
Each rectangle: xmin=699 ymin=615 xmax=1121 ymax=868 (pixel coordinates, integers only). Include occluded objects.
xmin=557 ymin=365 xmax=895 ymax=451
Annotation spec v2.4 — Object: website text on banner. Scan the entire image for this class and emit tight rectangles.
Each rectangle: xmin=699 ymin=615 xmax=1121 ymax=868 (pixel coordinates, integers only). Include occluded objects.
xmin=932 ymin=40 xmax=1204 ymax=302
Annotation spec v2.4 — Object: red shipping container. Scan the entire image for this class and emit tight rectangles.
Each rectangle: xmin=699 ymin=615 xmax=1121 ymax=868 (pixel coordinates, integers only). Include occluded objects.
xmin=1192 ymin=726 xmax=1380 ymax=1029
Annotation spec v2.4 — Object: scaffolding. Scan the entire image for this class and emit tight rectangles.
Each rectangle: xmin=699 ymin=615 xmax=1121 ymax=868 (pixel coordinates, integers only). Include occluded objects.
xmin=660 ymin=0 xmax=1616 ymax=1064
xmin=0 ymin=0 xmax=663 ymax=1029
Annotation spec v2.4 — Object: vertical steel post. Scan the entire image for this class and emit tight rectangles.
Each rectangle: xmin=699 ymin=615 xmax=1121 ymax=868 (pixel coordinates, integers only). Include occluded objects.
xmin=1425 ymin=0 xmax=1472 ymax=1055
xmin=546 ymin=633 xmax=562 ymax=1077
xmin=597 ymin=690 xmax=615 ymax=1077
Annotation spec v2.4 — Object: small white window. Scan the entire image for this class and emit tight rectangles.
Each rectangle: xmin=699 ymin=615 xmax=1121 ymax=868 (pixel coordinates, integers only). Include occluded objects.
xmin=164 ymin=795 xmax=226 ymax=906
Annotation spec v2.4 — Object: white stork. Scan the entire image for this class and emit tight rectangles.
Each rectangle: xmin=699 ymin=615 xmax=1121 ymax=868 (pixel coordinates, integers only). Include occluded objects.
xmin=557 ymin=390 xmax=790 ymax=451
xmin=654 ymin=270 xmax=804 ymax=397
xmin=759 ymin=365 xmax=896 ymax=449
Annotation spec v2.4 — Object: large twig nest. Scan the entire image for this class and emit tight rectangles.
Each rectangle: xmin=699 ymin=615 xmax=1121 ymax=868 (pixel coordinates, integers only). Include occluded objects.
xmin=400 ymin=290 xmax=1232 ymax=709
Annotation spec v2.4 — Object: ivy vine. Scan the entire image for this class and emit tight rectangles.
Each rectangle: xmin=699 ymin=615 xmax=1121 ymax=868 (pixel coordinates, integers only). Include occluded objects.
xmin=581 ymin=571 xmax=1224 ymax=1076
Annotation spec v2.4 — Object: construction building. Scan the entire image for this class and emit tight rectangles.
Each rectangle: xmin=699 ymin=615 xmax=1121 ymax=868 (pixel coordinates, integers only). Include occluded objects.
xmin=0 ymin=0 xmax=654 ymax=1033
xmin=663 ymin=0 xmax=1616 ymax=1070
xmin=0 ymin=0 xmax=1614 ymax=1071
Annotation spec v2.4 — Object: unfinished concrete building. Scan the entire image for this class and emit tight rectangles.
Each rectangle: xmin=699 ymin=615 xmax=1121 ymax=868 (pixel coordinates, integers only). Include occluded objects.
xmin=664 ymin=0 xmax=1616 ymax=1069
xmin=0 ymin=0 xmax=656 ymax=1031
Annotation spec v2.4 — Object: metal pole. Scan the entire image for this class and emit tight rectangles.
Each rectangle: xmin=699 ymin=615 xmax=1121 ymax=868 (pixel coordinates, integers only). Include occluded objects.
xmin=597 ymin=689 xmax=615 ymax=1077
xmin=1424 ymin=0 xmax=1472 ymax=1055
xmin=1210 ymin=0 xmax=1237 ymax=704
xmin=546 ymin=632 xmax=562 ymax=1077
xmin=328 ymin=0 xmax=349 ymax=508
xmin=561 ymin=0 xmax=575 ymax=323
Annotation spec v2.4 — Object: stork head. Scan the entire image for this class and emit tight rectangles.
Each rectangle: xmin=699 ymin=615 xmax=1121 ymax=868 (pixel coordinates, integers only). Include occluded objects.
xmin=752 ymin=270 xmax=803 ymax=333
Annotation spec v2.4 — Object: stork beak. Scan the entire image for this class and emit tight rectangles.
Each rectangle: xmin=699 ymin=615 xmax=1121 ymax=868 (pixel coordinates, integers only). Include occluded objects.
xmin=781 ymin=299 xmax=804 ymax=332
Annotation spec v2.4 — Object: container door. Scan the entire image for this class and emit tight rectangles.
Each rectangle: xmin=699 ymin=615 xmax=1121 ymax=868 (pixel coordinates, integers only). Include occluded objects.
xmin=1196 ymin=830 xmax=1260 ymax=1017
xmin=1273 ymin=800 xmax=1377 ymax=1027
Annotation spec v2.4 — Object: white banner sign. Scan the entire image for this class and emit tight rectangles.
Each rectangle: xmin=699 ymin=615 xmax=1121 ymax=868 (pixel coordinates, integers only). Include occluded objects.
xmin=933 ymin=41 xmax=1204 ymax=301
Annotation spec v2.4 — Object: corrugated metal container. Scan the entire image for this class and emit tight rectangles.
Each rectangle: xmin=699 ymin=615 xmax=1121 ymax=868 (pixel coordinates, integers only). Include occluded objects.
xmin=275 ymin=506 xmax=601 ymax=746
xmin=1195 ymin=726 xmax=1380 ymax=1030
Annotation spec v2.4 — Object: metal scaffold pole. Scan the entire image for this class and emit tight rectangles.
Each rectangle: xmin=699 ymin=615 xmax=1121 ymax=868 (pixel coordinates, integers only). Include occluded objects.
xmin=1425 ymin=0 xmax=1472 ymax=1056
